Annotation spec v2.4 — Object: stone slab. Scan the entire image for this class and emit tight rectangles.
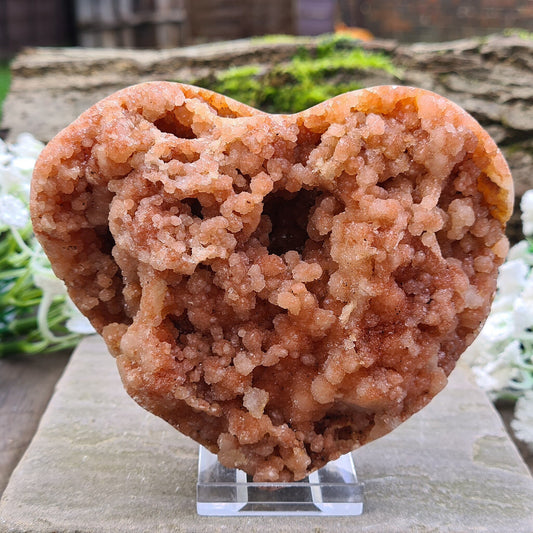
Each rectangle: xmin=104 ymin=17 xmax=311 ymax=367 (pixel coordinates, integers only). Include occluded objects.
xmin=1 ymin=335 xmax=532 ymax=532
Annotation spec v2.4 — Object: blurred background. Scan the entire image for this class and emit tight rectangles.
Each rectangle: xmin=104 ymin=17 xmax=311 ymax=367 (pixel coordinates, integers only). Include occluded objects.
xmin=2 ymin=0 xmax=533 ymax=59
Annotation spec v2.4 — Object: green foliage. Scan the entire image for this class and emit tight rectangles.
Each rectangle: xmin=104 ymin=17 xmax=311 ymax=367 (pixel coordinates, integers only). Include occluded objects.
xmin=0 ymin=224 xmax=83 ymax=356
xmin=197 ymin=34 xmax=397 ymax=113
xmin=0 ymin=62 xmax=11 ymax=121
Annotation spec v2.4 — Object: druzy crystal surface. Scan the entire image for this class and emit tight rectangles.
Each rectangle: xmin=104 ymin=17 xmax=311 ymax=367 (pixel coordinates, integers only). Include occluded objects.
xmin=31 ymin=83 xmax=513 ymax=481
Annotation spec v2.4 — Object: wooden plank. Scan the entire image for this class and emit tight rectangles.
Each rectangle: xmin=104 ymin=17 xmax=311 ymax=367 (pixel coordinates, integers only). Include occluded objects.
xmin=154 ymin=0 xmax=184 ymax=48
xmin=117 ymin=0 xmax=135 ymax=47
xmin=76 ymin=4 xmax=186 ymax=30
xmin=249 ymin=0 xmax=295 ymax=35
xmin=133 ymin=0 xmax=157 ymax=48
xmin=185 ymin=0 xmax=247 ymax=40
xmin=185 ymin=0 xmax=294 ymax=42
xmin=0 ymin=350 xmax=71 ymax=497
xmin=75 ymin=0 xmax=97 ymax=47
xmin=98 ymin=0 xmax=118 ymax=47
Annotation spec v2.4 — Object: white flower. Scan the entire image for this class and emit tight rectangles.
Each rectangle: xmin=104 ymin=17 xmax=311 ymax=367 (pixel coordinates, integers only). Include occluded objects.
xmin=513 ymin=296 xmax=533 ymax=337
xmin=507 ymin=240 xmax=530 ymax=262
xmin=490 ymin=294 xmax=517 ymax=314
xmin=8 ymin=133 xmax=44 ymax=161
xmin=471 ymin=340 xmax=521 ymax=394
xmin=480 ymin=311 xmax=514 ymax=343
xmin=523 ymin=272 xmax=533 ymax=301
xmin=0 ymin=133 xmax=42 ymax=199
xmin=497 ymin=259 xmax=529 ymax=297
xmin=11 ymin=156 xmax=37 ymax=175
xmin=521 ymin=190 xmax=533 ymax=237
xmin=0 ymin=166 xmax=22 ymax=196
xmin=0 ymin=194 xmax=30 ymax=228
xmin=511 ymin=390 xmax=533 ymax=451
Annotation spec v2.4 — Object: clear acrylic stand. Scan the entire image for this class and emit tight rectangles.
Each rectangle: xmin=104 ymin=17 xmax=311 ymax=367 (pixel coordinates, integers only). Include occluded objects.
xmin=196 ymin=446 xmax=364 ymax=516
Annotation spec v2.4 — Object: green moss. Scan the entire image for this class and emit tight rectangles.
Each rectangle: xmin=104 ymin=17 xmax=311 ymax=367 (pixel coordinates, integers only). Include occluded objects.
xmin=0 ymin=62 xmax=11 ymax=122
xmin=196 ymin=34 xmax=396 ymax=113
xmin=287 ymin=47 xmax=396 ymax=80
xmin=264 ymin=80 xmax=363 ymax=113
xmin=213 ymin=66 xmax=263 ymax=108
xmin=503 ymin=28 xmax=533 ymax=40
xmin=251 ymin=34 xmax=301 ymax=44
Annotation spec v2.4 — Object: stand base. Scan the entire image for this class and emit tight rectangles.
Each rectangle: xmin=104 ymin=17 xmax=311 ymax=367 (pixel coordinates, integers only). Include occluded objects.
xmin=196 ymin=446 xmax=364 ymax=516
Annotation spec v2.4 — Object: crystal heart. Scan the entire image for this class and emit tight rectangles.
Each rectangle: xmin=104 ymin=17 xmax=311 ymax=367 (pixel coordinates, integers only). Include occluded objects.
xmin=31 ymin=82 xmax=513 ymax=481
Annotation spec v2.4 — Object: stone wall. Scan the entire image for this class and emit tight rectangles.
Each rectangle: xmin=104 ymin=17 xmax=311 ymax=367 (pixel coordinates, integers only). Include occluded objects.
xmin=2 ymin=33 xmax=532 ymax=240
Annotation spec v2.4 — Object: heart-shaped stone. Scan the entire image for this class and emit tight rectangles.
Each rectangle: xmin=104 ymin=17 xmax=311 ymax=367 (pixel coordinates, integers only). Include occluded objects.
xmin=31 ymin=82 xmax=512 ymax=481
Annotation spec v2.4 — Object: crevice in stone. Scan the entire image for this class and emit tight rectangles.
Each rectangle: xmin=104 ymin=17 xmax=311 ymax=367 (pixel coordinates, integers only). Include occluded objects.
xmin=182 ymin=197 xmax=204 ymax=219
xmin=263 ymin=188 xmax=321 ymax=255
xmin=154 ymin=111 xmax=196 ymax=139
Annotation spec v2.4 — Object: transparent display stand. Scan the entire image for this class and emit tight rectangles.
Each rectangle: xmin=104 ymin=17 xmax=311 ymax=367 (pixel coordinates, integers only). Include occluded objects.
xmin=197 ymin=446 xmax=364 ymax=516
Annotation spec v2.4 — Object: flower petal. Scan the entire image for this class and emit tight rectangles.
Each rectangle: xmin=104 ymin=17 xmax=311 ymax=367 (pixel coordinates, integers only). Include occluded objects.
xmin=0 ymin=194 xmax=29 ymax=228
